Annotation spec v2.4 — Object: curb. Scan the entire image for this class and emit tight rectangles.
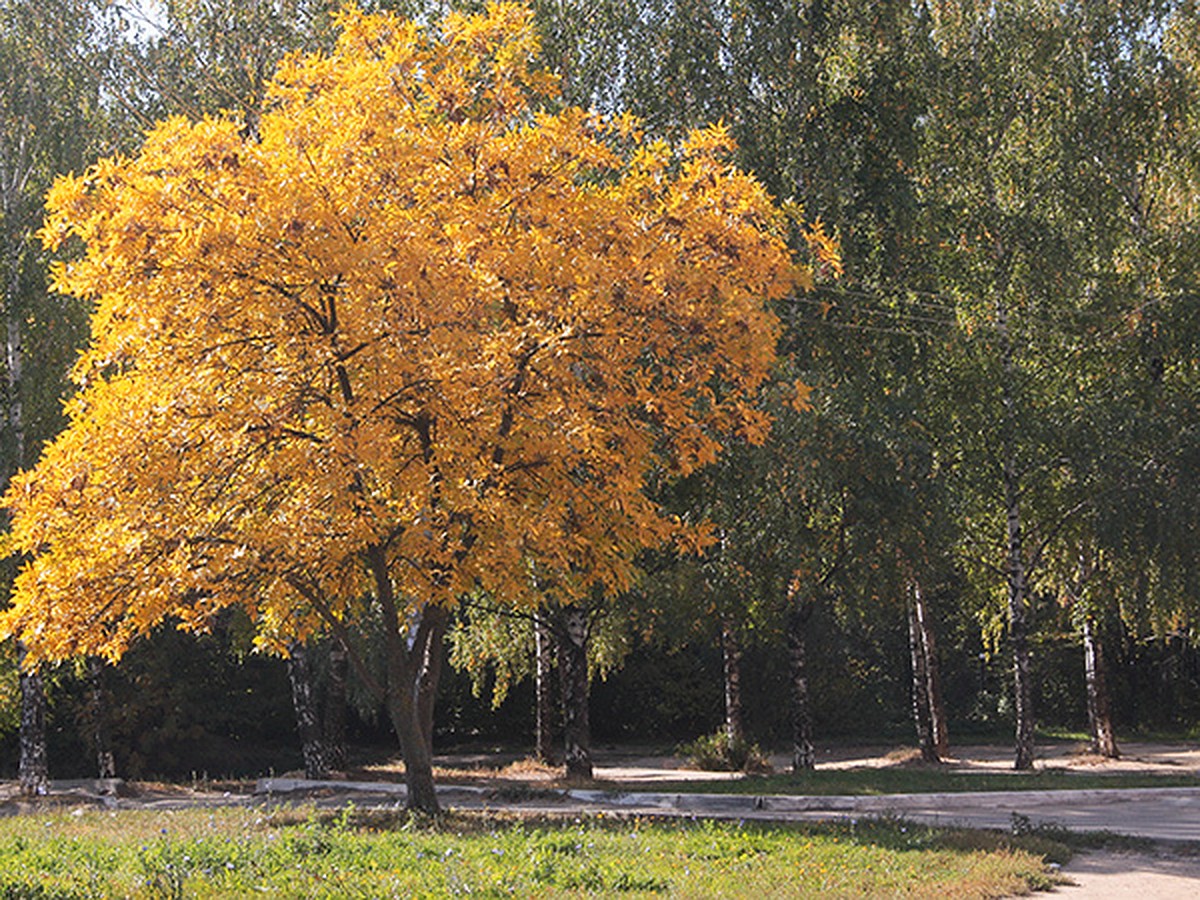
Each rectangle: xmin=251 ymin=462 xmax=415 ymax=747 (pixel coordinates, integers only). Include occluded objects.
xmin=255 ymin=777 xmax=1200 ymax=817
xmin=567 ymin=785 xmax=1200 ymax=814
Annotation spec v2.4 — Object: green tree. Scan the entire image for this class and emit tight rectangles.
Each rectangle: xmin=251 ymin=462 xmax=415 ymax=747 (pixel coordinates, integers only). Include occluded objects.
xmin=116 ymin=0 xmax=338 ymax=127
xmin=918 ymin=0 xmax=1200 ymax=768
xmin=448 ymin=589 xmax=632 ymax=776
xmin=541 ymin=0 xmax=946 ymax=764
xmin=0 ymin=0 xmax=115 ymax=794
xmin=537 ymin=0 xmax=1200 ymax=766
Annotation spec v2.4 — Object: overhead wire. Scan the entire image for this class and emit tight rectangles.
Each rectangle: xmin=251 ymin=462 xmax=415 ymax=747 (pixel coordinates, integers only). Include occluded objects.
xmin=787 ymin=281 xmax=1191 ymax=345
xmin=814 ymin=283 xmax=1117 ymax=320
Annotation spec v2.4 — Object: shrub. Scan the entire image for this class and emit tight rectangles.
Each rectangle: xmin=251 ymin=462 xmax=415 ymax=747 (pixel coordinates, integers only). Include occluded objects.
xmin=678 ymin=730 xmax=772 ymax=773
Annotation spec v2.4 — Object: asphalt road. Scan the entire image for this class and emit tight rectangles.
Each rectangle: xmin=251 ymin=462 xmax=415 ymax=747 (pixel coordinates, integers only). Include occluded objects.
xmin=257 ymin=775 xmax=1200 ymax=842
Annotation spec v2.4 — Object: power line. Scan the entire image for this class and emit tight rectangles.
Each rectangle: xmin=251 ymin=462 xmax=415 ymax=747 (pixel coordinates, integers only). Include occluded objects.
xmin=786 ymin=282 xmax=1192 ymax=343
xmin=812 ymin=284 xmax=1123 ymax=322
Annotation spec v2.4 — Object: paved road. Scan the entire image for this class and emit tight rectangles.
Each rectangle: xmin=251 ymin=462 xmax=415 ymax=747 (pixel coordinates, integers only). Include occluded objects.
xmin=728 ymin=786 xmax=1200 ymax=842
xmin=259 ymin=776 xmax=1200 ymax=842
xmin=1056 ymin=851 xmax=1200 ymax=900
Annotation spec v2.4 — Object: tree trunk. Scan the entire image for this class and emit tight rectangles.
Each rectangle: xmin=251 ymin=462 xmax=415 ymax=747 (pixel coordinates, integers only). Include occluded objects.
xmin=998 ymin=299 xmax=1035 ymax=771
xmin=323 ymin=639 xmax=348 ymax=771
xmin=17 ymin=643 xmax=48 ymax=796
xmin=1083 ymin=614 xmax=1119 ymax=758
xmin=1004 ymin=453 xmax=1035 ymax=770
xmin=7 ymin=260 xmax=48 ymax=796
xmin=911 ymin=579 xmax=949 ymax=759
xmin=287 ymin=639 xmax=329 ymax=780
xmin=362 ymin=546 xmax=441 ymax=813
xmin=323 ymin=598 xmax=440 ymax=813
xmin=390 ymin=605 xmax=442 ymax=813
xmin=416 ymin=604 xmax=449 ymax=760
xmin=86 ymin=657 xmax=116 ymax=779
xmin=907 ymin=591 xmax=938 ymax=763
xmin=384 ymin=663 xmax=439 ymax=814
xmin=557 ymin=604 xmax=592 ymax=780
xmin=534 ymin=612 xmax=556 ymax=764
xmin=720 ymin=617 xmax=745 ymax=747
xmin=787 ymin=602 xmax=815 ymax=772
xmin=1004 ymin=503 xmax=1036 ymax=766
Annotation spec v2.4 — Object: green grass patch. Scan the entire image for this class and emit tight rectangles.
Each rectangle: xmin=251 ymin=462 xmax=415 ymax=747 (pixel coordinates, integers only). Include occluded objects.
xmin=641 ymin=767 xmax=1200 ymax=797
xmin=0 ymin=805 xmax=1066 ymax=898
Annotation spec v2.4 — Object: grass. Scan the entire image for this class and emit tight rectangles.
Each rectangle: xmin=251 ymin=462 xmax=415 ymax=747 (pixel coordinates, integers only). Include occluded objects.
xmin=635 ymin=768 xmax=1200 ymax=797
xmin=1037 ymin=725 xmax=1200 ymax=743
xmin=0 ymin=804 xmax=1069 ymax=898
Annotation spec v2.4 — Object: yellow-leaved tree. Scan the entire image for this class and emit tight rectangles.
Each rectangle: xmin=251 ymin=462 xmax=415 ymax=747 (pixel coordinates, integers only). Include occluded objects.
xmin=3 ymin=2 xmax=811 ymax=811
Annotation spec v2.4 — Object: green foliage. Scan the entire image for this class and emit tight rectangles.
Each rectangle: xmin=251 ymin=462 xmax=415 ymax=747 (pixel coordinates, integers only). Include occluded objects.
xmin=86 ymin=624 xmax=297 ymax=779
xmin=0 ymin=620 xmax=299 ymax=780
xmin=109 ymin=0 xmax=340 ymax=130
xmin=448 ymin=598 xmax=631 ymax=710
xmin=590 ymin=640 xmax=722 ymax=740
xmin=447 ymin=605 xmax=536 ymax=710
xmin=677 ymin=728 xmax=771 ymax=774
xmin=0 ymin=642 xmax=19 ymax=735
xmin=0 ymin=0 xmax=114 ymax=467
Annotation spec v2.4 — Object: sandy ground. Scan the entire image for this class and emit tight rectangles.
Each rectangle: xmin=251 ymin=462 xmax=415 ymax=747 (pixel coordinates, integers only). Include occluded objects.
xmin=425 ymin=737 xmax=1200 ymax=782
xmin=598 ymin=738 xmax=1200 ymax=781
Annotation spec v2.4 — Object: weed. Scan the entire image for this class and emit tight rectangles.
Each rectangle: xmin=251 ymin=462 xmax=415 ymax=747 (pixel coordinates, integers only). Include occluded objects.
xmin=136 ymin=838 xmax=192 ymax=900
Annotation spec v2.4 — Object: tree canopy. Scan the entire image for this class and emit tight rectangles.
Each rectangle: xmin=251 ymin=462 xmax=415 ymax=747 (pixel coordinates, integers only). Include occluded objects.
xmin=0 ymin=1 xmax=817 ymax=809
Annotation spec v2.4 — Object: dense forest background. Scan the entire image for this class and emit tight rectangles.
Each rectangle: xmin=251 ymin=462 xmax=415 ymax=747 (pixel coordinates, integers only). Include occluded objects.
xmin=2 ymin=0 xmax=1200 ymax=782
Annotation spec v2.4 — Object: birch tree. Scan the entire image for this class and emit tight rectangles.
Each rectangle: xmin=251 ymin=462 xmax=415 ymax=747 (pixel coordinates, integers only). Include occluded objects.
xmin=0 ymin=0 xmax=110 ymax=794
